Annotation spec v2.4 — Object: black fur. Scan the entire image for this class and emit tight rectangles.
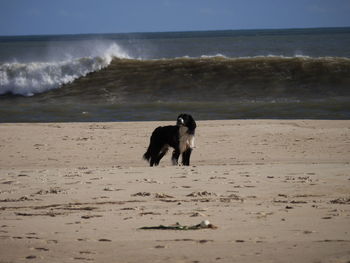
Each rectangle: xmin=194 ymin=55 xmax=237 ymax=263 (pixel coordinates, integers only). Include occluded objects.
xmin=143 ymin=114 xmax=196 ymax=166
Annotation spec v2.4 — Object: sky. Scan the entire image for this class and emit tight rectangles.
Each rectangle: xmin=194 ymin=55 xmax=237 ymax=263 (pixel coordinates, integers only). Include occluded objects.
xmin=1 ymin=0 xmax=350 ymax=36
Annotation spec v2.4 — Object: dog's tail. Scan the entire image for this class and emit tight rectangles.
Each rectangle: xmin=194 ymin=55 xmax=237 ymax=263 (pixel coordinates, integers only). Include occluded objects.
xmin=143 ymin=148 xmax=151 ymax=162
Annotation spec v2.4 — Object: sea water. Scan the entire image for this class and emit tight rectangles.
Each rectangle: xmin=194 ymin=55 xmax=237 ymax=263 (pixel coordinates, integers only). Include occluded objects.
xmin=1 ymin=28 xmax=350 ymax=121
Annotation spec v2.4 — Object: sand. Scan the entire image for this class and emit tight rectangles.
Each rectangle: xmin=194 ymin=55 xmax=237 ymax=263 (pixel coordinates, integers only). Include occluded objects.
xmin=0 ymin=120 xmax=349 ymax=263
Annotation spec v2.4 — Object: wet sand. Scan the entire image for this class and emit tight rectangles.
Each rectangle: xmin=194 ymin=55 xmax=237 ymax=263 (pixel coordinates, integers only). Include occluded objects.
xmin=0 ymin=120 xmax=349 ymax=262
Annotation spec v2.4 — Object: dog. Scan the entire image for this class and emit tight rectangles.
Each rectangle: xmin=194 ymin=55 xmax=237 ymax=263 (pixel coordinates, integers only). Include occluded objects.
xmin=143 ymin=114 xmax=196 ymax=166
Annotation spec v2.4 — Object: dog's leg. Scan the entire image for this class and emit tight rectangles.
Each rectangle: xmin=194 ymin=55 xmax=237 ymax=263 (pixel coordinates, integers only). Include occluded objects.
xmin=154 ymin=147 xmax=168 ymax=166
xmin=149 ymin=145 xmax=162 ymax=167
xmin=182 ymin=148 xmax=192 ymax=166
xmin=171 ymin=149 xmax=180 ymax=165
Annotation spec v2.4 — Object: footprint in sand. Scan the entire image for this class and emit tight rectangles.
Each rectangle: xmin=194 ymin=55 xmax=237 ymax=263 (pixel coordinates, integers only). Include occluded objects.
xmin=35 ymin=247 xmax=49 ymax=251
xmin=186 ymin=191 xmax=217 ymax=197
xmin=81 ymin=215 xmax=103 ymax=219
xmin=131 ymin=192 xmax=151 ymax=197
xmin=98 ymin=238 xmax=111 ymax=242
xmin=154 ymin=193 xmax=174 ymax=198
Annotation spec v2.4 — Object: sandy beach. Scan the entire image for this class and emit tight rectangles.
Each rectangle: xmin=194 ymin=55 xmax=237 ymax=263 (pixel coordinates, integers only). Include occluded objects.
xmin=0 ymin=120 xmax=349 ymax=263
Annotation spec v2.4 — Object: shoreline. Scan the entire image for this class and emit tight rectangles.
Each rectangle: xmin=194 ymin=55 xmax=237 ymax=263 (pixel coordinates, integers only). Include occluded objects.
xmin=0 ymin=119 xmax=349 ymax=262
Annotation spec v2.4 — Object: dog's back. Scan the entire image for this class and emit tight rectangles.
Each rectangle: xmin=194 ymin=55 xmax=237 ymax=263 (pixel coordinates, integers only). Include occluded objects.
xmin=143 ymin=125 xmax=179 ymax=162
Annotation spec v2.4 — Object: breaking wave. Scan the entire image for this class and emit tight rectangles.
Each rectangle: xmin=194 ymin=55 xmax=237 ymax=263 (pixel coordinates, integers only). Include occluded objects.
xmin=0 ymin=43 xmax=130 ymax=96
xmin=1 ymin=53 xmax=350 ymax=100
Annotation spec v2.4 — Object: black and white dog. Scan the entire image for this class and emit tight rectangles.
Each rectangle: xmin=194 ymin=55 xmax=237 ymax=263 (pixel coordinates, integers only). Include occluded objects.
xmin=143 ymin=114 xmax=196 ymax=166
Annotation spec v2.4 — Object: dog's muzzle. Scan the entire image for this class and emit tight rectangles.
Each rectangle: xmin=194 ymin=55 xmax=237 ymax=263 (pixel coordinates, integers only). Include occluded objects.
xmin=177 ymin=117 xmax=185 ymax=126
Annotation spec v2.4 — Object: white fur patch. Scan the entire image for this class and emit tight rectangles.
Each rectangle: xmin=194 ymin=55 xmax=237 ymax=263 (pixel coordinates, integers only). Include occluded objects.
xmin=188 ymin=136 xmax=195 ymax=148
xmin=179 ymin=126 xmax=195 ymax=153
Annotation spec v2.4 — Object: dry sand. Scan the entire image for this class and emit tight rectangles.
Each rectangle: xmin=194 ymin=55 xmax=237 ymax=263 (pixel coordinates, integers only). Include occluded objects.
xmin=0 ymin=120 xmax=349 ymax=263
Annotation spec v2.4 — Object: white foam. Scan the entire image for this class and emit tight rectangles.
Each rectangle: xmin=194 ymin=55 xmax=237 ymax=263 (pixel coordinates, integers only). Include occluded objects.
xmin=0 ymin=43 xmax=130 ymax=96
xmin=200 ymin=53 xmax=227 ymax=58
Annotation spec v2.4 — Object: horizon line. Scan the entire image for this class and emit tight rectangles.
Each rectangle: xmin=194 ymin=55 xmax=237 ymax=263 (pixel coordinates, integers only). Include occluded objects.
xmin=1 ymin=26 xmax=350 ymax=38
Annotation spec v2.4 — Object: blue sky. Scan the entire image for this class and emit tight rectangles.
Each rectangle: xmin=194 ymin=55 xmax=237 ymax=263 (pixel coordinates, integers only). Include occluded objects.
xmin=1 ymin=0 xmax=350 ymax=36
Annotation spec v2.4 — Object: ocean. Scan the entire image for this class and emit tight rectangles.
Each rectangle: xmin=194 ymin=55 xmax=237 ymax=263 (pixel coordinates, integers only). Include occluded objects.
xmin=1 ymin=27 xmax=350 ymax=122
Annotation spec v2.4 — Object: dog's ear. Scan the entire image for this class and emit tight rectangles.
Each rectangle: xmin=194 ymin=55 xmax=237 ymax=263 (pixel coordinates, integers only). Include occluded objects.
xmin=187 ymin=115 xmax=196 ymax=134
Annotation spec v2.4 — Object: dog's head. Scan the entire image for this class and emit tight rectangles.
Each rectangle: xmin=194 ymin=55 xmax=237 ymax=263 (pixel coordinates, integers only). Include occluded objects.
xmin=176 ymin=114 xmax=196 ymax=134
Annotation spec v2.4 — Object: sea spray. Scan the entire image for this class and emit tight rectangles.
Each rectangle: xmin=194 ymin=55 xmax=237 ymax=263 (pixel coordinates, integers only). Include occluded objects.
xmin=0 ymin=43 xmax=130 ymax=96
